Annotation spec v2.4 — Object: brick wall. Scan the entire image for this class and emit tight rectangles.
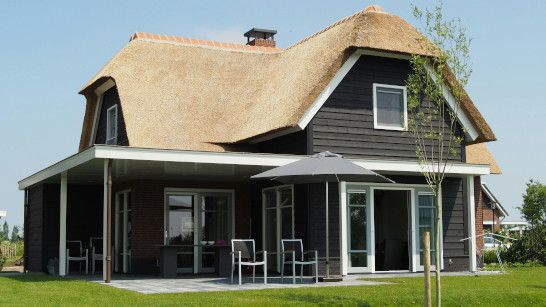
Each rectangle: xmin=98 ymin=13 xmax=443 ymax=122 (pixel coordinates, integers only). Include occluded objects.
xmin=119 ymin=180 xmax=253 ymax=274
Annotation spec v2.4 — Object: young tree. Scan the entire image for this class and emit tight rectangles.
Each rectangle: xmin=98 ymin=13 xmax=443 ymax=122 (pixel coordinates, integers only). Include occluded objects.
xmin=407 ymin=3 xmax=472 ymax=306
xmin=11 ymin=225 xmax=21 ymax=242
xmin=0 ymin=221 xmax=9 ymax=242
xmin=520 ymin=180 xmax=546 ymax=228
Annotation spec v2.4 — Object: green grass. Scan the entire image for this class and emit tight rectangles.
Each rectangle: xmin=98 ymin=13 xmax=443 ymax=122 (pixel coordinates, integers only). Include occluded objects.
xmin=1 ymin=267 xmax=545 ymax=306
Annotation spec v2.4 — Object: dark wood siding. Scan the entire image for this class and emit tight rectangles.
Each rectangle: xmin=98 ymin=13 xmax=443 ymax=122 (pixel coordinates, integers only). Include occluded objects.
xmin=94 ymin=86 xmax=129 ymax=146
xmin=311 ymin=55 xmax=465 ymax=161
xmin=250 ymin=130 xmax=308 ymax=155
xmin=26 ymin=185 xmax=44 ymax=272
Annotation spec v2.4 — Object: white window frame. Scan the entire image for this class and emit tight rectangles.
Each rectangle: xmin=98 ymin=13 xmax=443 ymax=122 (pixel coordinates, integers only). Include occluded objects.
xmin=261 ymin=184 xmax=295 ymax=272
xmin=106 ymin=105 xmax=118 ymax=145
xmin=372 ymin=83 xmax=408 ymax=131
xmin=163 ymin=188 xmax=235 ymax=274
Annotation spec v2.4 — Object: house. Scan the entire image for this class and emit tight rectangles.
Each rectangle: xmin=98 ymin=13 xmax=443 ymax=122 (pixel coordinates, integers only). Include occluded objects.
xmin=18 ymin=5 xmax=500 ymax=281
xmin=480 ymin=183 xmax=508 ymax=233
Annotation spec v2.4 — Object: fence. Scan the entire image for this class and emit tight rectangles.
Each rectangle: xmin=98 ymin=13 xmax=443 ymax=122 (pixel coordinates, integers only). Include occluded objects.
xmin=0 ymin=242 xmax=21 ymax=258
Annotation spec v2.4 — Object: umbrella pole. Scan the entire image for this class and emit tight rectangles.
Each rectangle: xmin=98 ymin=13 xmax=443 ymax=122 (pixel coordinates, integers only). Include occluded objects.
xmin=325 ymin=181 xmax=330 ymax=278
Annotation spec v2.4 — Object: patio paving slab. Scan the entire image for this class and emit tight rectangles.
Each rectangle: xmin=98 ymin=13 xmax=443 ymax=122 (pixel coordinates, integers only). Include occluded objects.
xmin=89 ymin=275 xmax=388 ymax=294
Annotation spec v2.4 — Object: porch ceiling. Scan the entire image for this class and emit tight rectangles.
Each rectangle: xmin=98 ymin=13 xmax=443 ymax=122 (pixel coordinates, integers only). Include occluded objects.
xmin=18 ymin=145 xmax=491 ymax=189
xmin=22 ymin=157 xmax=273 ymax=186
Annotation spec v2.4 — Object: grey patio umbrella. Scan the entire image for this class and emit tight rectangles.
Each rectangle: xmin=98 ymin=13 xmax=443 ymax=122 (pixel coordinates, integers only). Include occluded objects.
xmin=251 ymin=151 xmax=394 ymax=280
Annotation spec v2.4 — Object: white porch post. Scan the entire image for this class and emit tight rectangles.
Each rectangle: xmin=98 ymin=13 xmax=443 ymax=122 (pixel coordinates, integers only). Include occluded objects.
xmin=339 ymin=181 xmax=348 ymax=275
xmin=466 ymin=175 xmax=477 ymax=272
xmin=59 ymin=172 xmax=67 ymax=276
xmin=102 ymin=159 xmax=108 ymax=281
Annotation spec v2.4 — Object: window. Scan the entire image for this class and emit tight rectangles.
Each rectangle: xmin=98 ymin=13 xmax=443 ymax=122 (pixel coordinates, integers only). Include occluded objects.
xmin=418 ymin=193 xmax=436 ymax=266
xmin=373 ymin=83 xmax=407 ymax=130
xmin=106 ymin=105 xmax=118 ymax=145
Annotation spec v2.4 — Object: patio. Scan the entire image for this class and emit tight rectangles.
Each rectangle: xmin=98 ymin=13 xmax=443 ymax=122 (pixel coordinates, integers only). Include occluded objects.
xmin=82 ymin=274 xmax=387 ymax=294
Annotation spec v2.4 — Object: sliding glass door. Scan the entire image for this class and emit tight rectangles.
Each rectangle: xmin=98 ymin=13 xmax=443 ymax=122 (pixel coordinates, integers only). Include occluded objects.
xmin=165 ymin=189 xmax=233 ymax=274
xmin=262 ymin=185 xmax=294 ymax=272
xmin=114 ymin=190 xmax=131 ymax=273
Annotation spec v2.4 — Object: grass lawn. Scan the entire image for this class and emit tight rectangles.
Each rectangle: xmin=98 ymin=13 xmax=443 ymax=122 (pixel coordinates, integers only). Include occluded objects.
xmin=1 ymin=267 xmax=545 ymax=306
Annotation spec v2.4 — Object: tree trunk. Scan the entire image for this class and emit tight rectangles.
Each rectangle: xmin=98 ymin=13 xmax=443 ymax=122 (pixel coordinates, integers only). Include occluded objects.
xmin=435 ymin=184 xmax=443 ymax=306
xmin=424 ymin=231 xmax=432 ymax=307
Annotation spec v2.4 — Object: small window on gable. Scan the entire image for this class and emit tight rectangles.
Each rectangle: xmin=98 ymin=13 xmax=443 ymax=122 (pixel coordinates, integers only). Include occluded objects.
xmin=106 ymin=105 xmax=118 ymax=145
xmin=373 ymin=83 xmax=407 ymax=130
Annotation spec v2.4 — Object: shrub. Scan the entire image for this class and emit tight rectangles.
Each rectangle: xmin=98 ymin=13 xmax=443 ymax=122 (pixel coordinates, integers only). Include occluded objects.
xmin=483 ymin=249 xmax=499 ymax=264
xmin=502 ymin=225 xmax=546 ymax=265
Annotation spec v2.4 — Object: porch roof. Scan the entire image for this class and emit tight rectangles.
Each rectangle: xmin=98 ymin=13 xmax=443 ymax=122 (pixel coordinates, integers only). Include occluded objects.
xmin=18 ymin=145 xmax=491 ymax=190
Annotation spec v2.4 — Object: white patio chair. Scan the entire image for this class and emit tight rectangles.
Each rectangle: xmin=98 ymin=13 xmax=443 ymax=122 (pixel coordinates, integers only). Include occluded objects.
xmin=230 ymin=239 xmax=267 ymax=285
xmin=89 ymin=237 xmax=103 ymax=274
xmin=66 ymin=240 xmax=88 ymax=275
xmin=281 ymin=239 xmax=318 ymax=284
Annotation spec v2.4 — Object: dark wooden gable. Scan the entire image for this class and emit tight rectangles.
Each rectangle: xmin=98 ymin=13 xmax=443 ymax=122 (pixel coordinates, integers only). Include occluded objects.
xmin=94 ymin=86 xmax=129 ymax=146
xmin=309 ymin=55 xmax=465 ymax=162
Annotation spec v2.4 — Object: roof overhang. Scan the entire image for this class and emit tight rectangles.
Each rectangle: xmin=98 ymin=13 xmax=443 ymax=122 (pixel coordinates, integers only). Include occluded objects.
xmin=481 ymin=182 xmax=508 ymax=216
xmin=18 ymin=145 xmax=491 ymax=190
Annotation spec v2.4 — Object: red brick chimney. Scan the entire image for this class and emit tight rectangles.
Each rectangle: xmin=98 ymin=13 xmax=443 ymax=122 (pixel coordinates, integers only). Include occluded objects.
xmin=244 ymin=28 xmax=277 ymax=47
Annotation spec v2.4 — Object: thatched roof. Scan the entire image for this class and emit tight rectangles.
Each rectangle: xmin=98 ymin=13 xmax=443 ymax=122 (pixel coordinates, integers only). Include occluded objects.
xmin=466 ymin=143 xmax=501 ymax=174
xmin=79 ymin=5 xmax=496 ymax=154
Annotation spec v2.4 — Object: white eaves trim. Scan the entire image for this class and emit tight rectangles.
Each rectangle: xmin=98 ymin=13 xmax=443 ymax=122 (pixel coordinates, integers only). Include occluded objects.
xmin=18 ymin=147 xmax=96 ymax=190
xmin=424 ymin=65 xmax=479 ymax=141
xmin=294 ymin=49 xmax=480 ymax=143
xmin=18 ymin=145 xmax=490 ymax=190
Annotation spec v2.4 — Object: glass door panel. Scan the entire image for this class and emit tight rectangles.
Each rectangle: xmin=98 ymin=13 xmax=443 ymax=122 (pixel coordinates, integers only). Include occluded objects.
xmin=115 ymin=191 xmax=132 ymax=273
xmin=198 ymin=194 xmax=231 ymax=272
xmin=417 ymin=193 xmax=436 ymax=268
xmin=347 ymin=191 xmax=368 ymax=270
xmin=167 ymin=194 xmax=195 ymax=273
xmin=263 ymin=189 xmax=277 ymax=270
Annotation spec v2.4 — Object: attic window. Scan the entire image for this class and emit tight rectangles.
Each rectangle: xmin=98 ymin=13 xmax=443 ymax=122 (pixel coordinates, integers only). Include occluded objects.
xmin=373 ymin=83 xmax=407 ymax=131
xmin=106 ymin=105 xmax=118 ymax=145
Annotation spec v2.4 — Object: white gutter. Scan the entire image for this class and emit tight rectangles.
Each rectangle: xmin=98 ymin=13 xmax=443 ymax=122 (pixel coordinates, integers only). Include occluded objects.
xmin=18 ymin=145 xmax=491 ymax=190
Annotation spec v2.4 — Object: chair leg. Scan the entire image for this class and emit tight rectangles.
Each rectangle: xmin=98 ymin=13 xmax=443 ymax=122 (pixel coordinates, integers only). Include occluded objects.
xmin=281 ymin=262 xmax=284 ymax=284
xmin=292 ymin=261 xmax=296 ymax=284
xmin=264 ymin=262 xmax=267 ymax=285
xmin=238 ymin=262 xmax=242 ymax=285
xmin=253 ymin=266 xmax=255 ymax=283
xmin=300 ymin=264 xmax=303 ymax=283
xmin=315 ymin=262 xmax=318 ymax=284
xmin=85 ymin=259 xmax=88 ymax=275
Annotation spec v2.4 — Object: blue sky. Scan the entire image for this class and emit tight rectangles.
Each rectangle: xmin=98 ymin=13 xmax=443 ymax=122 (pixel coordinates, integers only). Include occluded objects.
xmin=0 ymin=1 xmax=545 ymax=227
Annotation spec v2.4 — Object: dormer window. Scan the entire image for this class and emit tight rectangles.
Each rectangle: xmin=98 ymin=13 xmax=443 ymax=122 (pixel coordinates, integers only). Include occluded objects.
xmin=373 ymin=83 xmax=407 ymax=131
xmin=106 ymin=105 xmax=118 ymax=145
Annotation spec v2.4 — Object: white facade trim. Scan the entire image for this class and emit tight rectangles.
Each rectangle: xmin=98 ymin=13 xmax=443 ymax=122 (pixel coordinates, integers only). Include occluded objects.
xmin=102 ymin=159 xmax=108 ymax=281
xmin=424 ymin=65 xmax=479 ymax=141
xmin=58 ymin=172 xmax=67 ymax=276
xmin=339 ymin=181 xmax=348 ymax=275
xmin=18 ymin=146 xmax=491 ymax=190
xmin=297 ymin=51 xmax=362 ymax=129
xmin=466 ymin=175 xmax=477 ymax=272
